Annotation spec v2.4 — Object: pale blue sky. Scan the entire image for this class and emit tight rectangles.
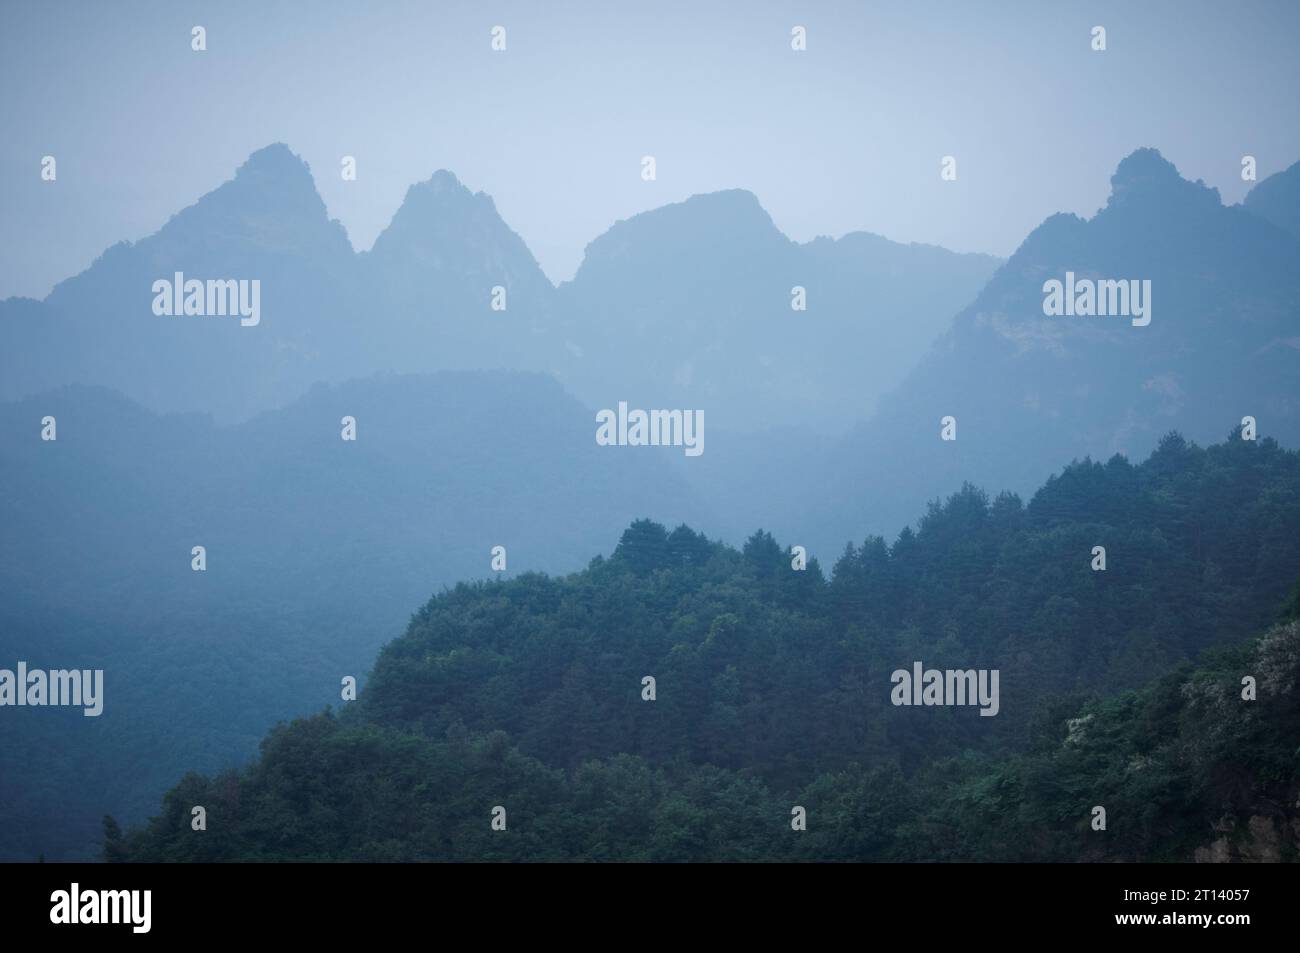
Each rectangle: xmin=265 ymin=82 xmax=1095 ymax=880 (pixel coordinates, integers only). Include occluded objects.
xmin=2 ymin=0 xmax=1298 ymax=298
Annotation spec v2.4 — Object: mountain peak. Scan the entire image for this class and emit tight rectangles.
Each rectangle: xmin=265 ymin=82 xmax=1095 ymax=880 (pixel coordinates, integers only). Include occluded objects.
xmin=684 ymin=187 xmax=763 ymax=208
xmin=185 ymin=141 xmax=328 ymax=220
xmin=1111 ymin=147 xmax=1180 ymax=186
xmin=1106 ymin=147 xmax=1220 ymax=211
xmin=239 ymin=141 xmax=300 ymax=168
xmin=40 ymin=141 xmax=349 ymax=317
xmin=386 ymin=169 xmax=490 ymax=224
xmin=674 ymin=188 xmax=775 ymax=228
xmin=141 ymin=142 xmax=344 ymax=254
xmin=611 ymin=188 xmax=777 ymax=233
xmin=1244 ymin=158 xmax=1300 ymax=240
xmin=232 ymin=142 xmax=317 ymax=191
xmin=573 ymin=188 xmax=785 ymax=276
xmin=415 ymin=168 xmax=471 ymax=194
xmin=367 ymin=171 xmax=547 ymax=287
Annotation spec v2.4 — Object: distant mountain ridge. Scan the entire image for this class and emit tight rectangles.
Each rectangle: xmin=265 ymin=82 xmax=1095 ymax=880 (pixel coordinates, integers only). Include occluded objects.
xmin=0 ymin=143 xmax=1000 ymax=430
xmin=683 ymin=147 xmax=1300 ymax=550
xmin=556 ymin=189 xmax=1000 ymax=430
xmin=1244 ymin=157 xmax=1300 ymax=240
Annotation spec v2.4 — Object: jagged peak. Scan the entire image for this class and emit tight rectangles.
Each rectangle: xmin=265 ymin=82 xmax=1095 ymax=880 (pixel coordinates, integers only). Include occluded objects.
xmin=169 ymin=142 xmax=327 ymax=220
xmin=665 ymin=188 xmax=773 ymax=223
xmin=232 ymin=142 xmax=317 ymax=189
xmin=382 ymin=170 xmax=501 ymax=228
xmin=576 ymin=188 xmax=784 ymax=266
xmin=143 ymin=142 xmax=343 ymax=251
xmin=364 ymin=170 xmax=548 ymax=281
xmin=413 ymin=168 xmax=471 ymax=193
xmin=1111 ymin=147 xmax=1181 ymax=187
xmin=1106 ymin=147 xmax=1220 ymax=210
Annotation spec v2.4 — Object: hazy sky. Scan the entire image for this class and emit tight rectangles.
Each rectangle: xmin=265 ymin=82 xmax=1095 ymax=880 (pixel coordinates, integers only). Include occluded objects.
xmin=2 ymin=0 xmax=1298 ymax=299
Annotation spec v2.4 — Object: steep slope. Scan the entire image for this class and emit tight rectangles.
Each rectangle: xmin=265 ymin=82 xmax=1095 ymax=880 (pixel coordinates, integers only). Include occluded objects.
xmin=1 ymin=145 xmax=362 ymax=423
xmin=359 ymin=170 xmax=561 ymax=375
xmin=783 ymin=148 xmax=1300 ymax=545
xmin=1244 ymin=158 xmax=1300 ymax=240
xmin=0 ymin=147 xmax=565 ymax=424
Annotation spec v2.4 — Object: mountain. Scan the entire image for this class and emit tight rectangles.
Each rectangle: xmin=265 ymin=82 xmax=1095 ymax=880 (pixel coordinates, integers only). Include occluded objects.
xmin=556 ymin=189 xmax=1001 ymax=433
xmin=1244 ymin=158 xmax=1300 ymax=240
xmin=105 ymin=434 xmax=1300 ymax=861
xmin=0 ymin=146 xmax=564 ymax=424
xmin=753 ymin=148 xmax=1300 ymax=548
xmin=0 ymin=147 xmax=1008 ymax=861
xmin=359 ymin=170 xmax=561 ymax=376
xmin=8 ymin=142 xmax=1300 ymax=862
xmin=1 ymin=145 xmax=998 ymax=434
xmin=1 ymin=145 xmax=363 ymax=423
xmin=0 ymin=371 xmax=702 ymax=861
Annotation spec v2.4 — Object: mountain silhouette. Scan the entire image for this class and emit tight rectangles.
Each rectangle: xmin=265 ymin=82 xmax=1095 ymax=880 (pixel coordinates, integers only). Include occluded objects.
xmin=1 ymin=143 xmax=1000 ymax=431
xmin=1244 ymin=157 xmax=1300 ymax=240
xmin=556 ymin=189 xmax=1000 ymax=432
xmin=1 ymin=144 xmax=361 ymax=422
xmin=774 ymin=147 xmax=1300 ymax=545
xmin=360 ymin=169 xmax=560 ymax=375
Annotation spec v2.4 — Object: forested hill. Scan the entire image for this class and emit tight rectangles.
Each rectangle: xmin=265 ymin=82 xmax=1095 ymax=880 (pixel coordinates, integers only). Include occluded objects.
xmin=111 ymin=431 xmax=1300 ymax=861
xmin=108 ymin=620 xmax=1300 ymax=862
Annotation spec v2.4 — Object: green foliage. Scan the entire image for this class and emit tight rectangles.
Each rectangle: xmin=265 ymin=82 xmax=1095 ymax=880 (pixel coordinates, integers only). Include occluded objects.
xmin=114 ymin=435 xmax=1300 ymax=861
xmin=902 ymin=622 xmax=1300 ymax=861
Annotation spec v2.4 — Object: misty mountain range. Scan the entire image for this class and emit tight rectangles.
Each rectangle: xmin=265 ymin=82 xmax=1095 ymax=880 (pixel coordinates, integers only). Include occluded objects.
xmin=6 ymin=142 xmax=1297 ymax=551
xmin=2 ymin=143 xmax=1298 ymax=860
xmin=786 ymin=148 xmax=1300 ymax=542
xmin=0 ymin=143 xmax=1000 ymax=431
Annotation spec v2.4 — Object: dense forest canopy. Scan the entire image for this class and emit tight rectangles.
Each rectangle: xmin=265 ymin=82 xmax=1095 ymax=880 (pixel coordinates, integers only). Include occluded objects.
xmin=109 ymin=432 xmax=1300 ymax=861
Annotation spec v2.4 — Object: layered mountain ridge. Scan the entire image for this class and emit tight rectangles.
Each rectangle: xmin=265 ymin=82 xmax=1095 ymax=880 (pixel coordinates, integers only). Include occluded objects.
xmin=1 ymin=142 xmax=1000 ymax=429
xmin=3 ymin=143 xmax=1299 ymax=861
xmin=684 ymin=146 xmax=1300 ymax=549
xmin=0 ymin=369 xmax=704 ymax=861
